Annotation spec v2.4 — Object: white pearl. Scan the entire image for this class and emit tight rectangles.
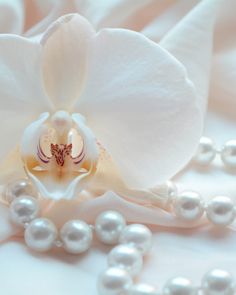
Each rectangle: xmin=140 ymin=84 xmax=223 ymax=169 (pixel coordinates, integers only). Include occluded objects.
xmin=108 ymin=245 xmax=143 ymax=277
xmin=119 ymin=224 xmax=152 ymax=255
xmin=221 ymin=140 xmax=236 ymax=169
xmin=194 ymin=137 xmax=216 ymax=165
xmin=206 ymin=196 xmax=235 ymax=226
xmin=128 ymin=283 xmax=158 ymax=294
xmin=60 ymin=220 xmax=93 ymax=254
xmin=95 ymin=211 xmax=126 ymax=245
xmin=9 ymin=196 xmax=39 ymax=226
xmin=163 ymin=277 xmax=197 ymax=295
xmin=97 ymin=267 xmax=133 ymax=295
xmin=4 ymin=179 xmax=36 ymax=204
xmin=25 ymin=218 xmax=58 ymax=252
xmin=173 ymin=191 xmax=204 ymax=221
xmin=202 ymin=269 xmax=235 ymax=295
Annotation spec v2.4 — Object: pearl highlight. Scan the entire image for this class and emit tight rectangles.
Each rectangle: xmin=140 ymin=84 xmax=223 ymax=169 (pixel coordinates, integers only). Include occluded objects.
xmin=119 ymin=224 xmax=153 ymax=254
xmin=60 ymin=220 xmax=93 ymax=254
xmin=25 ymin=218 xmax=58 ymax=252
xmin=95 ymin=211 xmax=126 ymax=245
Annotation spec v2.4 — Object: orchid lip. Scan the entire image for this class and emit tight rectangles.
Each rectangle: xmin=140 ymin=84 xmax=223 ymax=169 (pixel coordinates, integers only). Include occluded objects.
xmin=21 ymin=111 xmax=99 ymax=200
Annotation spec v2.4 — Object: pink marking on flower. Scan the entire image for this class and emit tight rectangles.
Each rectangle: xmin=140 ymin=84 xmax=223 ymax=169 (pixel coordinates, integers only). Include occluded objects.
xmin=50 ymin=143 xmax=72 ymax=167
xmin=37 ymin=141 xmax=51 ymax=163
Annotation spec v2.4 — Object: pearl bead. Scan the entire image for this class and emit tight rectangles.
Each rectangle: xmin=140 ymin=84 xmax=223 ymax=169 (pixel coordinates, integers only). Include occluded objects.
xmin=9 ymin=196 xmax=39 ymax=226
xmin=206 ymin=196 xmax=235 ymax=226
xmin=194 ymin=137 xmax=216 ymax=165
xmin=95 ymin=211 xmax=126 ymax=245
xmin=5 ymin=179 xmax=36 ymax=204
xmin=25 ymin=218 xmax=58 ymax=252
xmin=173 ymin=191 xmax=204 ymax=221
xmin=119 ymin=224 xmax=152 ymax=255
xmin=60 ymin=220 xmax=93 ymax=254
xmin=128 ymin=283 xmax=158 ymax=294
xmin=163 ymin=277 xmax=197 ymax=295
xmin=97 ymin=267 xmax=133 ymax=295
xmin=202 ymin=269 xmax=235 ymax=295
xmin=221 ymin=140 xmax=236 ymax=169
xmin=108 ymin=245 xmax=143 ymax=277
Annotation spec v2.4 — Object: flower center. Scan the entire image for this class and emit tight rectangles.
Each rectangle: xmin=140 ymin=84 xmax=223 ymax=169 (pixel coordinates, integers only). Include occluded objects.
xmin=36 ymin=111 xmax=88 ymax=171
xmin=50 ymin=143 xmax=73 ymax=167
xmin=21 ymin=111 xmax=99 ymax=199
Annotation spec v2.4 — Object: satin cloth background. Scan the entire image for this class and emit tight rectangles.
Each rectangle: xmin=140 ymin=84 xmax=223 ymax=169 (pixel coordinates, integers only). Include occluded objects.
xmin=0 ymin=0 xmax=235 ymax=294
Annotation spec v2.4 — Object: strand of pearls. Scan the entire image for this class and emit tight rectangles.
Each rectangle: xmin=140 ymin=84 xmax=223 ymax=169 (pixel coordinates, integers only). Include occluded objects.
xmin=159 ymin=182 xmax=236 ymax=227
xmin=9 ymin=194 xmax=93 ymax=253
xmin=173 ymin=191 xmax=236 ymax=227
xmin=99 ymin=252 xmax=236 ymax=295
xmin=95 ymin=213 xmax=236 ymax=295
xmin=95 ymin=212 xmax=236 ymax=295
xmin=193 ymin=137 xmax=236 ymax=168
xmin=8 ymin=184 xmax=236 ymax=251
xmin=4 ymin=179 xmax=236 ymax=294
xmin=5 ymin=178 xmax=236 ymax=232
xmin=6 ymin=179 xmax=152 ymax=255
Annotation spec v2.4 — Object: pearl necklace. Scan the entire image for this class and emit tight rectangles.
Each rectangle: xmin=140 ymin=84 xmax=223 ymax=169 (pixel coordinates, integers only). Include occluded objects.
xmin=193 ymin=137 xmax=236 ymax=168
xmin=6 ymin=191 xmax=236 ymax=295
xmin=2 ymin=136 xmax=236 ymax=295
xmin=99 ymin=250 xmax=235 ymax=295
xmin=5 ymin=177 xmax=236 ymax=232
xmin=162 ymin=136 xmax=236 ymax=227
xmin=151 ymin=180 xmax=236 ymax=227
xmin=171 ymin=189 xmax=236 ymax=227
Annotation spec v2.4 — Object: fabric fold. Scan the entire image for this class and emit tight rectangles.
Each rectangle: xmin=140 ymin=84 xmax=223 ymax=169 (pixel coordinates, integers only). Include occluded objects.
xmin=0 ymin=0 xmax=24 ymax=34
xmin=159 ymin=0 xmax=220 ymax=112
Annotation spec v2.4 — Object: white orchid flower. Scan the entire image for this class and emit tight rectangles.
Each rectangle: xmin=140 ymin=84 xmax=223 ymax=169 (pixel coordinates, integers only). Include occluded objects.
xmin=0 ymin=13 xmax=203 ymax=201
xmin=0 ymin=2 xmax=229 ymax=294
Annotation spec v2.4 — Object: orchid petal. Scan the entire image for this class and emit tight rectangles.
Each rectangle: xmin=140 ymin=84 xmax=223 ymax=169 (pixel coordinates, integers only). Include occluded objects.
xmin=87 ymin=148 xmax=173 ymax=209
xmin=0 ymin=0 xmax=24 ymax=34
xmin=0 ymin=35 xmax=51 ymax=164
xmin=44 ymin=191 xmax=206 ymax=228
xmin=159 ymin=0 xmax=220 ymax=111
xmin=41 ymin=14 xmax=95 ymax=110
xmin=75 ymin=29 xmax=203 ymax=188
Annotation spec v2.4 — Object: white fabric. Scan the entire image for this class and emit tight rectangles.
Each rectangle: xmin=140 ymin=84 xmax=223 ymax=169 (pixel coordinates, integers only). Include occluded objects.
xmin=0 ymin=0 xmax=235 ymax=294
xmin=0 ymin=0 xmax=23 ymax=34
